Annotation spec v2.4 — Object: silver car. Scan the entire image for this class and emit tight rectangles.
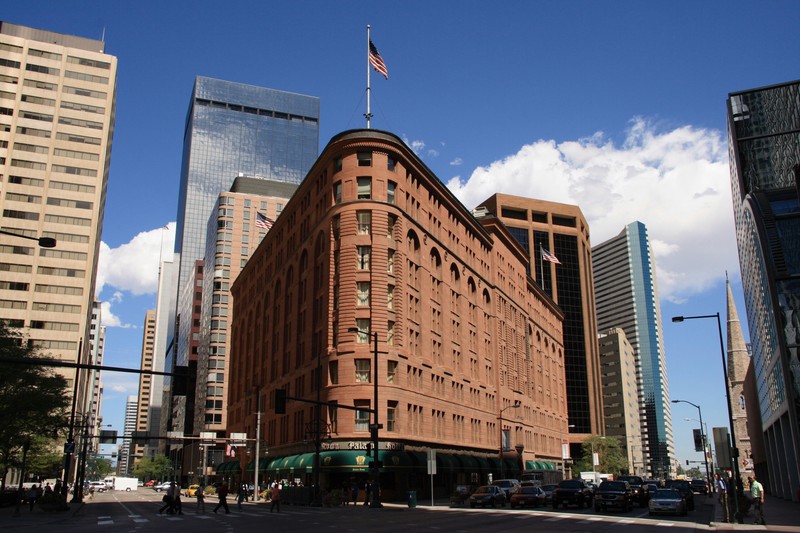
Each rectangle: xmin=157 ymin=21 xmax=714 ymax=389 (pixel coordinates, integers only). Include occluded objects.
xmin=648 ymin=488 xmax=687 ymax=516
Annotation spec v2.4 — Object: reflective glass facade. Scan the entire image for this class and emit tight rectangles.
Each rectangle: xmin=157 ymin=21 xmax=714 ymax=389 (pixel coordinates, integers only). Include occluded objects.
xmin=174 ymin=76 xmax=320 ymax=294
xmin=592 ymin=221 xmax=674 ymax=478
xmin=728 ymin=80 xmax=800 ymax=498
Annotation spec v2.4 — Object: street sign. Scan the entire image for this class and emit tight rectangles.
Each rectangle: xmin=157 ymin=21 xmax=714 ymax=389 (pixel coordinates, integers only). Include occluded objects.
xmin=229 ymin=432 xmax=247 ymax=447
xmin=64 ymin=442 xmax=75 ymax=454
xmin=427 ymin=449 xmax=437 ymax=475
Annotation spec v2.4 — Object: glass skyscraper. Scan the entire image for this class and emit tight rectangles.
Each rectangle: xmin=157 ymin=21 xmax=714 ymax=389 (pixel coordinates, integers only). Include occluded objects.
xmin=727 ymin=80 xmax=800 ymax=498
xmin=174 ymin=76 xmax=320 ymax=295
xmin=592 ymin=221 xmax=674 ymax=478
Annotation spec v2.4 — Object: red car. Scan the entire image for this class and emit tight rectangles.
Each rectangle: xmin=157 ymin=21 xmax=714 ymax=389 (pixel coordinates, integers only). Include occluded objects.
xmin=144 ymin=480 xmax=157 ymax=487
xmin=510 ymin=486 xmax=546 ymax=508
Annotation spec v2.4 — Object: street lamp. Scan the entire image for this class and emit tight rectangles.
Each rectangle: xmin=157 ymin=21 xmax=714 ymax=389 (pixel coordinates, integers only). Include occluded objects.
xmin=347 ymin=327 xmax=382 ymax=508
xmin=0 ymin=228 xmax=56 ymax=248
xmin=672 ymin=399 xmax=711 ymax=496
xmin=498 ymin=400 xmax=521 ymax=480
xmin=672 ymin=313 xmax=743 ymax=523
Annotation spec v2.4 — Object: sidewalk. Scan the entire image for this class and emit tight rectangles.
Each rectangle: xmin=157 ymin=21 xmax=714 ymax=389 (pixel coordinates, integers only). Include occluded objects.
xmin=1 ymin=500 xmax=84 ymax=530
xmin=709 ymin=492 xmax=798 ymax=531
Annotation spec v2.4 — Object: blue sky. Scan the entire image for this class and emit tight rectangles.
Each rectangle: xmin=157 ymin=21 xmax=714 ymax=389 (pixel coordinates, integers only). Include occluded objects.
xmin=6 ymin=1 xmax=799 ymax=467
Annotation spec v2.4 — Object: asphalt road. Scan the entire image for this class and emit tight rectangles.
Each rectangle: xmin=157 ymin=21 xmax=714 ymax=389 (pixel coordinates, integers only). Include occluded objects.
xmin=16 ymin=489 xmax=718 ymax=533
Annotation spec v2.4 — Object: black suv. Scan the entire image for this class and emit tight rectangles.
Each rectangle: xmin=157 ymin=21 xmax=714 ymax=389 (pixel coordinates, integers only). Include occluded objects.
xmin=664 ymin=479 xmax=695 ymax=511
xmin=617 ymin=475 xmax=649 ymax=506
xmin=690 ymin=478 xmax=708 ymax=494
xmin=594 ymin=480 xmax=633 ymax=512
xmin=552 ymin=479 xmax=594 ymax=509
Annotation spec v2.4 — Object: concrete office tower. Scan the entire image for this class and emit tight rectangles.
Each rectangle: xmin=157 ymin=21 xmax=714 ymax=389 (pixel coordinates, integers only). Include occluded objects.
xmin=475 ymin=194 xmax=604 ymax=455
xmin=592 ymin=221 xmax=674 ymax=478
xmin=87 ymin=300 xmax=105 ymax=454
xmin=0 ymin=22 xmax=117 ymax=438
xmin=227 ymin=130 xmax=569 ymax=495
xmin=727 ymin=79 xmax=800 ymax=499
xmin=134 ymin=310 xmax=156 ymax=462
xmin=598 ymin=328 xmax=645 ymax=475
xmin=172 ymin=77 xmax=319 ymax=360
xmin=118 ymin=395 xmax=138 ymax=475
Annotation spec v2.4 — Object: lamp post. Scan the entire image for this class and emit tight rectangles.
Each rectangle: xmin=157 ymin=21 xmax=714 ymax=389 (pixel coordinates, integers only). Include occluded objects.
xmin=498 ymin=400 xmax=521 ymax=480
xmin=348 ymin=327 xmax=382 ymax=508
xmin=672 ymin=313 xmax=742 ymax=523
xmin=672 ymin=400 xmax=711 ymax=496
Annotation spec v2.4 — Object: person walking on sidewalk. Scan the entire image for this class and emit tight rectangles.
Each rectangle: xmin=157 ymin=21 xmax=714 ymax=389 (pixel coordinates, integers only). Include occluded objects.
xmin=715 ymin=474 xmax=729 ymax=523
xmin=213 ymin=483 xmax=230 ymax=514
xmin=749 ymin=475 xmax=765 ymax=525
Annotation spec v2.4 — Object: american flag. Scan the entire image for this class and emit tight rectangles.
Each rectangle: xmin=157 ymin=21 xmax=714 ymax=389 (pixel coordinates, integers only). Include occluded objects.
xmin=541 ymin=247 xmax=561 ymax=264
xmin=255 ymin=212 xmax=274 ymax=231
xmin=369 ymin=40 xmax=388 ymax=80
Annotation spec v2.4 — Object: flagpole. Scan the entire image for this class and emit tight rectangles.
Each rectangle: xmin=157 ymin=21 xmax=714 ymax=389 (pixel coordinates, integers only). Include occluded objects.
xmin=540 ymin=243 xmax=545 ymax=291
xmin=365 ymin=25 xmax=372 ymax=129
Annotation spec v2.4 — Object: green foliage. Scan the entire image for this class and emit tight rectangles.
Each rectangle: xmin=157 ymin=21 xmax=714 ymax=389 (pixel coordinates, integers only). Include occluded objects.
xmin=0 ymin=321 xmax=70 ymax=490
xmin=574 ymin=435 xmax=628 ymax=476
xmin=85 ymin=456 xmax=114 ymax=480
xmin=132 ymin=455 xmax=173 ymax=481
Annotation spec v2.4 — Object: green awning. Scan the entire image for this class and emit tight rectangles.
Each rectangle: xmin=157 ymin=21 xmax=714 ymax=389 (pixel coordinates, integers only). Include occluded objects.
xmin=245 ymin=460 xmax=269 ymax=473
xmin=266 ymin=457 xmax=282 ymax=471
xmin=215 ymin=461 xmax=240 ymax=474
xmin=320 ymin=450 xmax=370 ymax=471
xmin=540 ymin=461 xmax=557 ymax=471
xmin=456 ymin=455 xmax=481 ymax=471
xmin=379 ymin=450 xmax=413 ymax=469
xmin=436 ymin=453 xmax=458 ymax=470
xmin=295 ymin=453 xmax=316 ymax=472
xmin=407 ymin=451 xmax=427 ymax=467
xmin=526 ymin=460 xmax=558 ymax=471
xmin=487 ymin=457 xmax=501 ymax=471
xmin=503 ymin=458 xmax=519 ymax=473
xmin=475 ymin=456 xmax=490 ymax=471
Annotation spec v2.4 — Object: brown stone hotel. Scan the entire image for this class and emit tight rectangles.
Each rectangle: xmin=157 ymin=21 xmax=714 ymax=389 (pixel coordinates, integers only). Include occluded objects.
xmin=226 ymin=129 xmax=570 ymax=499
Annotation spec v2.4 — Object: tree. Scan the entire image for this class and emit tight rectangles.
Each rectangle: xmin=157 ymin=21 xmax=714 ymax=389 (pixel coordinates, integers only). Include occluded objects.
xmin=0 ymin=322 xmax=70 ymax=491
xmin=573 ymin=435 xmax=628 ymax=476
xmin=85 ymin=456 xmax=113 ymax=481
xmin=132 ymin=455 xmax=173 ymax=481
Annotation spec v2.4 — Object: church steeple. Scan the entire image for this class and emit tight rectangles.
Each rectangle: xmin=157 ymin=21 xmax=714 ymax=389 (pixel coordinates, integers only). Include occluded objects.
xmin=726 ymin=274 xmax=752 ymax=479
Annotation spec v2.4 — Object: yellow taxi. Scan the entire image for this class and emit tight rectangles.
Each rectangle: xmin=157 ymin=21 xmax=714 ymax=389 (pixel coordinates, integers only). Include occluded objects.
xmin=184 ymin=484 xmax=201 ymax=497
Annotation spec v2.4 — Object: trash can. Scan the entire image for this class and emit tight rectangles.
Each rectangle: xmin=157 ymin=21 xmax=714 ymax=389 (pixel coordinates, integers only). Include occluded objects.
xmin=407 ymin=490 xmax=417 ymax=508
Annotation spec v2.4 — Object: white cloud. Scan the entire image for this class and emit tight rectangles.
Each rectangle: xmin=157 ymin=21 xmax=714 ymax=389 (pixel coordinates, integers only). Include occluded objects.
xmin=450 ymin=157 xmax=463 ymax=166
xmin=427 ymin=149 xmax=439 ymax=158
xmin=96 ymin=223 xmax=174 ymax=296
xmin=402 ymin=135 xmax=426 ymax=155
xmin=446 ymin=117 xmax=734 ymax=303
xmin=100 ymin=300 xmax=135 ymax=329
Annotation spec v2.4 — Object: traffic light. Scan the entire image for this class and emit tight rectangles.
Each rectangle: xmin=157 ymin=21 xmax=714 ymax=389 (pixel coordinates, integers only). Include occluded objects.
xmin=275 ymin=389 xmax=286 ymax=414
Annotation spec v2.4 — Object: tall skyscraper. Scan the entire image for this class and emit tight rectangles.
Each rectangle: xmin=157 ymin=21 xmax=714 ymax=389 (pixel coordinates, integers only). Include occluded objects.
xmin=727 ymin=80 xmax=800 ymax=498
xmin=173 ymin=76 xmax=319 ymax=310
xmin=119 ymin=395 xmax=138 ymax=475
xmin=476 ymin=194 xmax=604 ymax=454
xmin=0 ymin=23 xmax=117 ymax=445
xmin=592 ymin=221 xmax=674 ymax=478
xmin=135 ymin=309 xmax=156 ymax=461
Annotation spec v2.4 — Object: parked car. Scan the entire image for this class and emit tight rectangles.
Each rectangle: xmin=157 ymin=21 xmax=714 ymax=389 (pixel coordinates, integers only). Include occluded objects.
xmin=552 ymin=479 xmax=594 ymax=509
xmin=617 ymin=475 xmax=649 ymax=506
xmin=468 ymin=485 xmax=507 ymax=508
xmin=664 ymin=479 xmax=694 ymax=511
xmin=649 ymin=488 xmax=688 ymax=516
xmin=88 ymin=481 xmax=106 ymax=492
xmin=541 ymin=484 xmax=558 ymax=505
xmin=594 ymin=480 xmax=633 ymax=512
xmin=510 ymin=486 xmax=546 ymax=508
xmin=491 ymin=479 xmax=520 ymax=499
xmin=154 ymin=481 xmax=173 ymax=492
xmin=690 ymin=478 xmax=708 ymax=494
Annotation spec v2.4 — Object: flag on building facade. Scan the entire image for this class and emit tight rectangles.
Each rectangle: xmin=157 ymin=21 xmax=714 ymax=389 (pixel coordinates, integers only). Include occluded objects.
xmin=541 ymin=247 xmax=561 ymax=264
xmin=369 ymin=40 xmax=388 ymax=79
xmin=255 ymin=212 xmax=274 ymax=231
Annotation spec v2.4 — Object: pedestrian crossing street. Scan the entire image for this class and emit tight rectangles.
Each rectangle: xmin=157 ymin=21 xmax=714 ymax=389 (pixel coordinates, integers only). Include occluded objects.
xmin=96 ymin=508 xmax=307 ymax=526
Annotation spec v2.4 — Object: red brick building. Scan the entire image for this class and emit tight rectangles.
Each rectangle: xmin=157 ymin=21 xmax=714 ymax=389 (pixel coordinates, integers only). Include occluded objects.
xmin=227 ymin=129 xmax=569 ymax=499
